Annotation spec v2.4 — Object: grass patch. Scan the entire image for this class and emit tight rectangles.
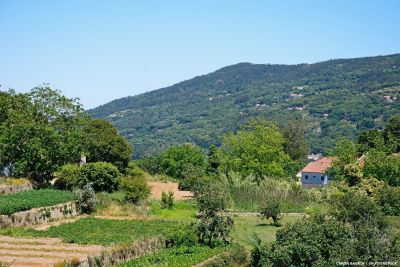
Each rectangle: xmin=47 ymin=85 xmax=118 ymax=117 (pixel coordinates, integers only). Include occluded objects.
xmin=149 ymin=200 xmax=197 ymax=221
xmin=0 ymin=189 xmax=75 ymax=215
xmin=231 ymin=215 xmax=303 ymax=248
xmin=95 ymin=191 xmax=197 ymax=220
xmin=0 ymin=217 xmax=186 ymax=246
xmin=119 ymin=245 xmax=227 ymax=267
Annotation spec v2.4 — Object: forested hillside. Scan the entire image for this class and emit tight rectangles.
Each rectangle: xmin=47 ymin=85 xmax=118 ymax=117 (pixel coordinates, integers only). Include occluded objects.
xmin=89 ymin=54 xmax=400 ymax=158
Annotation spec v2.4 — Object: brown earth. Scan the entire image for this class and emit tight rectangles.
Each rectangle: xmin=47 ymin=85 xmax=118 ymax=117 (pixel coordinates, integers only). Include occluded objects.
xmin=148 ymin=181 xmax=193 ymax=200
xmin=0 ymin=236 xmax=103 ymax=267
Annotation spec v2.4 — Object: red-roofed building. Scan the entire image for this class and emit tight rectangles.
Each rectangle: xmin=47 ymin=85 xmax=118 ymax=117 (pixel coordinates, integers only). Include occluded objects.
xmin=301 ymin=157 xmax=332 ymax=186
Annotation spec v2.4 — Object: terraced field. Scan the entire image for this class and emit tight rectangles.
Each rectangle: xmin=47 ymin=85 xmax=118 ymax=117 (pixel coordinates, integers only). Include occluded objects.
xmin=0 ymin=235 xmax=103 ymax=267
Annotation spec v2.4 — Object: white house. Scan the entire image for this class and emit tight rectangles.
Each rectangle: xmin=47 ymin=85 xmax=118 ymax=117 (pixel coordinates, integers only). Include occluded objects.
xmin=301 ymin=157 xmax=332 ymax=186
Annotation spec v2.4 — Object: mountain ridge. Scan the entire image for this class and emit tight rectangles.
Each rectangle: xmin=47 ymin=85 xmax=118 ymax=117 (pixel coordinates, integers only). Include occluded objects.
xmin=89 ymin=53 xmax=400 ymax=158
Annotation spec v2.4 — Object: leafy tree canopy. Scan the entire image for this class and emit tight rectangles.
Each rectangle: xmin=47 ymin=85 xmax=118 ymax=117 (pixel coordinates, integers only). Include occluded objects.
xmin=0 ymin=87 xmax=132 ymax=184
xmin=218 ymin=119 xmax=292 ymax=183
xmin=83 ymin=119 xmax=132 ymax=172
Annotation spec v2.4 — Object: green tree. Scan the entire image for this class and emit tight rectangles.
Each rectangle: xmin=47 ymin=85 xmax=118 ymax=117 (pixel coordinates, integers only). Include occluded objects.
xmin=260 ymin=199 xmax=281 ymax=226
xmin=0 ymin=87 xmax=87 ymax=184
xmin=218 ymin=120 xmax=292 ymax=183
xmin=158 ymin=144 xmax=207 ymax=188
xmin=363 ymin=150 xmax=400 ymax=186
xmin=251 ymin=193 xmax=400 ymax=266
xmin=383 ymin=115 xmax=400 ymax=153
xmin=194 ymin=182 xmax=233 ymax=247
xmin=83 ymin=119 xmax=132 ymax=172
xmin=282 ymin=120 xmax=310 ymax=161
xmin=329 ymin=138 xmax=360 ymax=183
xmin=357 ymin=129 xmax=385 ymax=154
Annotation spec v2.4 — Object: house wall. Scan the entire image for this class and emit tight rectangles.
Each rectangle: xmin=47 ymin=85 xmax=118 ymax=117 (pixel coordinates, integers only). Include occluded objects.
xmin=301 ymin=172 xmax=328 ymax=185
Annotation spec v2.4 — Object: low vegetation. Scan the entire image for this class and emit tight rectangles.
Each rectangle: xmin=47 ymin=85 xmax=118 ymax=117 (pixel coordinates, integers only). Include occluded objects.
xmin=119 ymin=245 xmax=227 ymax=267
xmin=0 ymin=217 xmax=185 ymax=246
xmin=0 ymin=189 xmax=75 ymax=215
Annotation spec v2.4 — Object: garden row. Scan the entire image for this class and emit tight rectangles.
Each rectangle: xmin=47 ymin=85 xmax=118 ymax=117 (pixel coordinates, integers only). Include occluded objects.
xmin=0 ymin=189 xmax=75 ymax=215
xmin=0 ymin=216 xmax=249 ymax=266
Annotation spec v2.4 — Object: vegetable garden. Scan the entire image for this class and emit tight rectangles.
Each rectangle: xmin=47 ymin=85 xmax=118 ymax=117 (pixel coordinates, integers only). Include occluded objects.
xmin=0 ymin=189 xmax=75 ymax=215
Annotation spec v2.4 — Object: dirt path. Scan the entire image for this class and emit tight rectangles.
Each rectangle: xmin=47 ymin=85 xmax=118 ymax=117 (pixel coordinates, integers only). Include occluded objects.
xmin=0 ymin=236 xmax=103 ymax=267
xmin=148 ymin=181 xmax=193 ymax=200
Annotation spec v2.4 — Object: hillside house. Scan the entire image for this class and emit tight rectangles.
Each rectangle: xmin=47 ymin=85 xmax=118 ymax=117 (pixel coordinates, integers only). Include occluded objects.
xmin=301 ymin=157 xmax=332 ymax=186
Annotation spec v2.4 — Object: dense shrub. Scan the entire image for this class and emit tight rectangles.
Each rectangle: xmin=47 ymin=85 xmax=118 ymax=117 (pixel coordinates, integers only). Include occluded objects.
xmin=165 ymin=224 xmax=198 ymax=248
xmin=74 ymin=184 xmax=97 ymax=214
xmin=125 ymin=161 xmax=145 ymax=177
xmin=161 ymin=191 xmax=175 ymax=209
xmin=378 ymin=186 xmax=400 ymax=216
xmin=251 ymin=193 xmax=400 ymax=266
xmin=54 ymin=164 xmax=80 ymax=190
xmin=120 ymin=175 xmax=150 ymax=203
xmin=363 ymin=151 xmax=400 ymax=186
xmin=195 ymin=182 xmax=233 ymax=247
xmin=76 ymin=162 xmax=120 ymax=192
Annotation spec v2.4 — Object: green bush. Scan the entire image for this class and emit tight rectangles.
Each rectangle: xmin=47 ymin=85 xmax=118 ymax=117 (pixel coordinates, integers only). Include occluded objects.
xmin=378 ymin=186 xmax=400 ymax=216
xmin=76 ymin=162 xmax=120 ymax=192
xmin=125 ymin=161 xmax=145 ymax=177
xmin=54 ymin=164 xmax=80 ymax=190
xmin=120 ymin=175 xmax=150 ymax=203
xmin=161 ymin=191 xmax=174 ymax=209
xmin=165 ymin=224 xmax=198 ymax=247
xmin=202 ymin=244 xmax=249 ymax=267
xmin=74 ymin=184 xmax=97 ymax=214
xmin=251 ymin=193 xmax=400 ymax=266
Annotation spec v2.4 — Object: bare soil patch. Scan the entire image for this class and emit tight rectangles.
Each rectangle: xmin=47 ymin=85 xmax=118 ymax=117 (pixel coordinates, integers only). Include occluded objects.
xmin=148 ymin=181 xmax=193 ymax=200
xmin=0 ymin=235 xmax=103 ymax=267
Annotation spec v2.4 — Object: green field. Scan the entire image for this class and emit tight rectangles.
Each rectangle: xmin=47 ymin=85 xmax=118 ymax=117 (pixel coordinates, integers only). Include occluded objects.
xmin=0 ymin=217 xmax=186 ymax=246
xmin=119 ymin=245 xmax=227 ymax=267
xmin=149 ymin=200 xmax=197 ymax=221
xmin=231 ymin=215 xmax=303 ymax=248
xmin=0 ymin=189 xmax=75 ymax=215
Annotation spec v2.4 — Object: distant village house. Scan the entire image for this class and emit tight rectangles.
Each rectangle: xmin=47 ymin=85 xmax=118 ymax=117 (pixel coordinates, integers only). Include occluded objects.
xmin=301 ymin=157 xmax=332 ymax=186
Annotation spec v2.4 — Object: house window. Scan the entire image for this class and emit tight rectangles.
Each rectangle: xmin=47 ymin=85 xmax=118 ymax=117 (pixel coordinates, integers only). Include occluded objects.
xmin=321 ymin=175 xmax=324 ymax=181
xmin=305 ymin=175 xmax=308 ymax=180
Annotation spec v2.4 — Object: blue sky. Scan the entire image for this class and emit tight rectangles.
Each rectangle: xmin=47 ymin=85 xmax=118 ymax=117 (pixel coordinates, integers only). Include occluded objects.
xmin=1 ymin=0 xmax=399 ymax=109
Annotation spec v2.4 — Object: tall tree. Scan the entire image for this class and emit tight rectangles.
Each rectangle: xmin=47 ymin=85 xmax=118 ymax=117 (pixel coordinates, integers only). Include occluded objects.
xmin=383 ymin=115 xmax=400 ymax=153
xmin=83 ymin=119 xmax=132 ymax=172
xmin=0 ymin=87 xmax=88 ymax=184
xmin=282 ymin=120 xmax=310 ymax=161
xmin=218 ymin=119 xmax=292 ymax=182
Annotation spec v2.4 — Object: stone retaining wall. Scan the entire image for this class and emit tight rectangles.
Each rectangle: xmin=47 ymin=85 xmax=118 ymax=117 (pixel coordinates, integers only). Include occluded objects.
xmin=85 ymin=236 xmax=166 ymax=267
xmin=0 ymin=201 xmax=79 ymax=227
xmin=0 ymin=183 xmax=32 ymax=195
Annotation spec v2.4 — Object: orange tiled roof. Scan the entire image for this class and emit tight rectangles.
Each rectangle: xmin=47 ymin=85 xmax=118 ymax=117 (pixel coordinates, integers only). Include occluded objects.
xmin=302 ymin=157 xmax=332 ymax=173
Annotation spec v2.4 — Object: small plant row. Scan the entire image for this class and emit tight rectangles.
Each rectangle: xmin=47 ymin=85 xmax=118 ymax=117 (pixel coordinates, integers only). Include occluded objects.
xmin=0 ymin=189 xmax=75 ymax=215
xmin=119 ymin=245 xmax=227 ymax=267
xmin=0 ymin=217 xmax=186 ymax=246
